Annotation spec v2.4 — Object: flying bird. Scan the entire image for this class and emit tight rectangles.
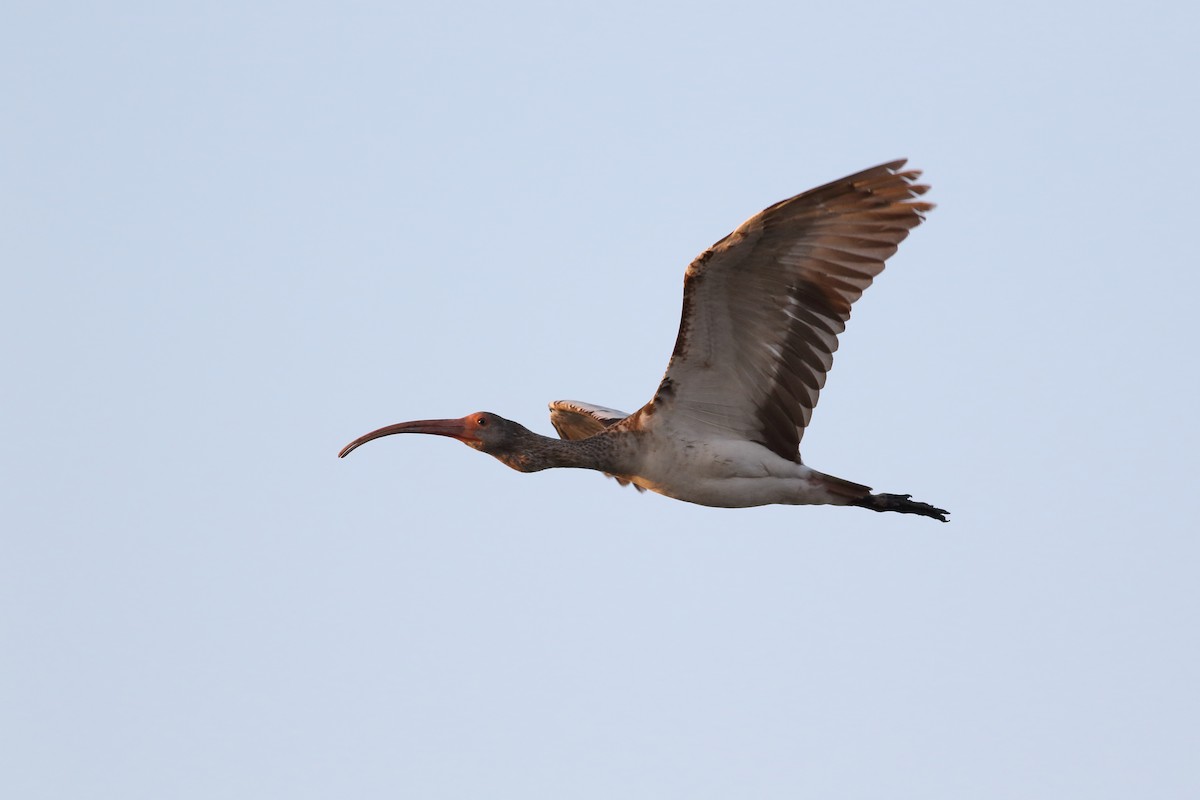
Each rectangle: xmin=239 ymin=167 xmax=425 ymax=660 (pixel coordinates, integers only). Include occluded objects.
xmin=340 ymin=160 xmax=948 ymax=521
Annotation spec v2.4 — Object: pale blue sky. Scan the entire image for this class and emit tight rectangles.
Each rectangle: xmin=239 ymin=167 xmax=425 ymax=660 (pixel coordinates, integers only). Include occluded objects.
xmin=3 ymin=1 xmax=1198 ymax=797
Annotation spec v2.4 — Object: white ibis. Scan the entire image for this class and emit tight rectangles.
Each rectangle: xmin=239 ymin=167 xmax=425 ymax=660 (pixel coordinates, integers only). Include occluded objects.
xmin=340 ymin=160 xmax=948 ymax=521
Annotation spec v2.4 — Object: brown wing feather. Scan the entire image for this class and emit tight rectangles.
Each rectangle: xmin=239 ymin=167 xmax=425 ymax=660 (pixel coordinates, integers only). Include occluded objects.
xmin=637 ymin=159 xmax=932 ymax=461
xmin=548 ymin=401 xmax=645 ymax=491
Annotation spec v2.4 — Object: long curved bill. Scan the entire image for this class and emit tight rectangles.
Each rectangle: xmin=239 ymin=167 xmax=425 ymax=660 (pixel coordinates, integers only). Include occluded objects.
xmin=338 ymin=417 xmax=475 ymax=458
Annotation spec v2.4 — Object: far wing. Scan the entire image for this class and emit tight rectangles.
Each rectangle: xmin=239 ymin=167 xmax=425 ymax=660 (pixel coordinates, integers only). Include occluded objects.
xmin=548 ymin=400 xmax=643 ymax=491
xmin=549 ymin=400 xmax=630 ymax=438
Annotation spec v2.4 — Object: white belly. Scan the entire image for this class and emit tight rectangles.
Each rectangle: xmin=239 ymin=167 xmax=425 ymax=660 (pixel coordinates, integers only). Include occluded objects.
xmin=626 ymin=438 xmax=848 ymax=508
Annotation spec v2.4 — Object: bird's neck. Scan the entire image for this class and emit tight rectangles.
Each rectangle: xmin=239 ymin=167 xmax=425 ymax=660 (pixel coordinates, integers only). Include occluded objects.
xmin=494 ymin=430 xmax=631 ymax=475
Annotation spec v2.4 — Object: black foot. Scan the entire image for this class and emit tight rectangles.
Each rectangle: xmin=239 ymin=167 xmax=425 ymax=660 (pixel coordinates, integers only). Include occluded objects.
xmin=857 ymin=493 xmax=949 ymax=522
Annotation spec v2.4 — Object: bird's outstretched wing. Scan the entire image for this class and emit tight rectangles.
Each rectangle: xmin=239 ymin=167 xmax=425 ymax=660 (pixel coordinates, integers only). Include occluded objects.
xmin=634 ymin=159 xmax=932 ymax=462
xmin=548 ymin=400 xmax=644 ymax=490
xmin=549 ymin=400 xmax=630 ymax=439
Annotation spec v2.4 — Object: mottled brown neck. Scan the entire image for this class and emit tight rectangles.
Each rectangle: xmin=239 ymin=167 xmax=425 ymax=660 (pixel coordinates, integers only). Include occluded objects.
xmin=491 ymin=429 xmax=631 ymax=475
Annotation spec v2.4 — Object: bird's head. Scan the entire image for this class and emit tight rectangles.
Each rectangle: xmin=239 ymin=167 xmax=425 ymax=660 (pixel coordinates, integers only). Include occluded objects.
xmin=338 ymin=411 xmax=533 ymax=461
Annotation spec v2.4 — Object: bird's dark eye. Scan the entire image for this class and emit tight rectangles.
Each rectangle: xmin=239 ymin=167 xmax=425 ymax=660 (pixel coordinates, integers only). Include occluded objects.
xmin=477 ymin=416 xmax=487 ymax=426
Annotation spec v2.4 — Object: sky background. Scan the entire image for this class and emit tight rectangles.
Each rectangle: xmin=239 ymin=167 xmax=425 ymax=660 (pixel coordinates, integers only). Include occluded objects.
xmin=3 ymin=1 xmax=1198 ymax=797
